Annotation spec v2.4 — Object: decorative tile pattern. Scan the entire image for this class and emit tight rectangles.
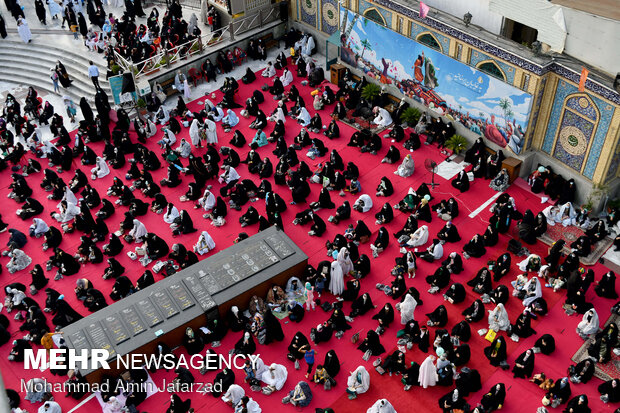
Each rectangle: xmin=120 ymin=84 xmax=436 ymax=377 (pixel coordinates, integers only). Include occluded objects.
xmin=606 ymin=139 xmax=620 ymax=182
xmin=566 ymin=95 xmax=597 ymax=122
xmin=470 ymin=50 xmax=516 ymax=85
xmin=584 ymin=102 xmax=615 ymax=179
xmin=359 ymin=0 xmax=392 ymax=26
xmin=526 ymin=76 xmax=547 ymax=151
xmin=300 ymin=0 xmax=317 ymax=27
xmin=409 ymin=22 xmax=449 ymax=53
xmin=552 ymin=110 xmax=594 ymax=172
xmin=543 ymin=80 xmax=616 ymax=179
xmin=321 ymin=0 xmax=339 ymax=34
xmin=352 ymin=0 xmax=620 ymax=104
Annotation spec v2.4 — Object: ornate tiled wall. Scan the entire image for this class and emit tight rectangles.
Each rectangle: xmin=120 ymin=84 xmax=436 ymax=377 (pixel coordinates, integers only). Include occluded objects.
xmin=409 ymin=22 xmax=450 ymax=54
xmin=320 ymin=0 xmax=339 ymax=35
xmin=542 ymin=80 xmax=616 ymax=180
xmin=358 ymin=0 xmax=392 ymax=25
xmin=469 ymin=50 xmax=516 ymax=85
xmin=606 ymin=139 xmax=620 ymax=182
xmin=294 ymin=1 xmax=620 ymax=180
xmin=299 ymin=0 xmax=317 ymax=28
xmin=365 ymin=0 xmax=620 ymax=105
xmin=551 ymin=99 xmax=596 ymax=172
xmin=526 ymin=76 xmax=547 ymax=151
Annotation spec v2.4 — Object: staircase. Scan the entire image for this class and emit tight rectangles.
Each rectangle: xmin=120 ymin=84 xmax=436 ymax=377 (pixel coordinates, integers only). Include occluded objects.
xmin=0 ymin=39 xmax=114 ymax=106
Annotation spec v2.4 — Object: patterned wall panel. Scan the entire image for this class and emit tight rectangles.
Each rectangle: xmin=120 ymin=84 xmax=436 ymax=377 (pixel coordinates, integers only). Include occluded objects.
xmin=299 ymin=0 xmax=317 ymax=28
xmin=606 ymin=139 xmax=620 ymax=182
xmin=469 ymin=50 xmax=516 ymax=85
xmin=321 ymin=0 xmax=339 ymax=34
xmin=552 ymin=104 xmax=596 ymax=172
xmin=409 ymin=22 xmax=450 ymax=54
xmin=526 ymin=76 xmax=547 ymax=151
xmin=543 ymin=81 xmax=616 ymax=179
xmin=358 ymin=0 xmax=392 ymax=26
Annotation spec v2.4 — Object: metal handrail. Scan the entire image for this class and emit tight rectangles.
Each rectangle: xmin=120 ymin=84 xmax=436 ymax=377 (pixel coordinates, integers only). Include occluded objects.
xmin=113 ymin=3 xmax=280 ymax=78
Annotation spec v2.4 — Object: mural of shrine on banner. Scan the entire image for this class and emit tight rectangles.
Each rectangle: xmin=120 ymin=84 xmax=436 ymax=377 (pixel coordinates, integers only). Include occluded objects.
xmin=542 ymin=80 xmax=616 ymax=180
xmin=339 ymin=8 xmax=533 ymax=154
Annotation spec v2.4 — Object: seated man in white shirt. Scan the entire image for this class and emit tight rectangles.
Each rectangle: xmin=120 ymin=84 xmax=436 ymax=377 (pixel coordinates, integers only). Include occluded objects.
xmin=415 ymin=238 xmax=443 ymax=263
xmin=261 ymin=61 xmax=276 ymax=78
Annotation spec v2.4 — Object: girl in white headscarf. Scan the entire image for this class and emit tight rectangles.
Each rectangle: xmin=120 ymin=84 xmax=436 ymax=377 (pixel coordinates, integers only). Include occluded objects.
xmin=329 ymin=261 xmax=344 ymax=298
xmin=353 ymin=194 xmax=373 ymax=213
xmin=261 ymin=363 xmax=288 ymax=393
xmin=222 ymin=383 xmax=245 ymax=406
xmin=488 ymin=303 xmax=510 ymax=332
xmin=406 ymin=225 xmax=429 ymax=247
xmin=517 ymin=254 xmax=542 ymax=272
xmin=418 ymin=355 xmax=438 ymax=388
xmin=212 ymin=105 xmax=226 ymax=122
xmin=395 ymin=154 xmax=415 ymax=177
xmin=269 ymin=106 xmax=286 ymax=123
xmin=194 ymin=231 xmax=216 ymax=255
xmin=6 ymin=287 xmax=26 ymax=309
xmin=302 ymin=35 xmax=315 ymax=56
xmin=337 ymin=247 xmax=354 ymax=275
xmin=91 ymin=156 xmax=110 ymax=180
xmin=17 ymin=18 xmax=32 ymax=43
xmin=296 ymin=107 xmax=311 ymax=126
xmin=29 ymin=218 xmax=49 ymax=238
xmin=145 ymin=116 xmax=157 ymax=137
xmin=285 ymin=277 xmax=303 ymax=299
xmin=558 ymin=202 xmax=577 ymax=226
xmin=253 ymin=356 xmax=268 ymax=379
xmin=280 ymin=68 xmax=293 ymax=87
xmin=163 ymin=203 xmax=180 ymax=226
xmin=189 ymin=118 xmax=204 ymax=147
xmin=157 ymin=128 xmax=176 ymax=147
xmin=522 ymin=276 xmax=542 ymax=307
xmin=372 ymin=106 xmax=393 ymax=127
xmin=222 ymin=109 xmax=239 ymax=129
xmin=399 ymin=293 xmax=417 ymax=324
xmin=48 ymin=0 xmax=62 ymax=18
xmin=103 ymin=396 xmax=123 ymax=413
xmin=346 ymin=366 xmax=370 ymax=399
xmin=7 ymin=249 xmax=33 ymax=273
xmin=61 ymin=186 xmax=78 ymax=206
xmin=576 ymin=308 xmax=599 ymax=339
xmin=197 ymin=189 xmax=216 ymax=212
xmin=128 ymin=219 xmax=147 ymax=243
xmin=367 ymin=399 xmax=397 ymax=413
xmin=205 ymin=116 xmax=218 ymax=144
xmin=53 ymin=201 xmax=80 ymax=223
xmin=174 ymin=70 xmax=186 ymax=93
xmin=37 ymin=401 xmax=62 ymax=413
xmin=154 ymin=105 xmax=170 ymax=125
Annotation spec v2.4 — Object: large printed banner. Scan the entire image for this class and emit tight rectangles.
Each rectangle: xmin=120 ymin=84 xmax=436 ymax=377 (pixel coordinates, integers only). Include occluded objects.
xmin=339 ymin=8 xmax=533 ymax=154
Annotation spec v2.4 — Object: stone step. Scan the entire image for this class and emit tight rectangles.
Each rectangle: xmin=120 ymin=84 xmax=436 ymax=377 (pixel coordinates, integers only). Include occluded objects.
xmin=0 ymin=39 xmax=114 ymax=105
xmin=6 ymin=28 xmax=73 ymax=35
xmin=0 ymin=39 xmax=108 ymax=66
xmin=0 ymin=57 xmax=111 ymax=95
xmin=0 ymin=72 xmax=102 ymax=107
xmin=0 ymin=44 xmax=104 ymax=73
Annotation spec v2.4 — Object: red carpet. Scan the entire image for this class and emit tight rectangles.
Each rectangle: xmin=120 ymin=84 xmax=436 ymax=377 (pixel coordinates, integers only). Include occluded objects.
xmin=0 ymin=61 xmax=618 ymax=413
